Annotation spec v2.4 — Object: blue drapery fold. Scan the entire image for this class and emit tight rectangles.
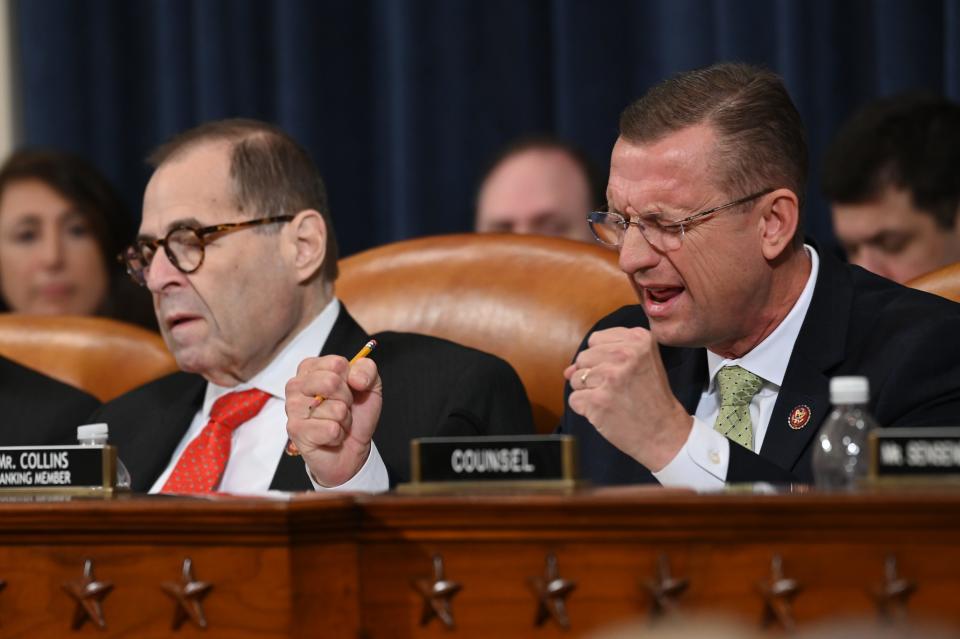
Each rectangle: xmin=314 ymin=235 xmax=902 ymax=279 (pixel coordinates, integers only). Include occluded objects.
xmin=14 ymin=0 xmax=960 ymax=255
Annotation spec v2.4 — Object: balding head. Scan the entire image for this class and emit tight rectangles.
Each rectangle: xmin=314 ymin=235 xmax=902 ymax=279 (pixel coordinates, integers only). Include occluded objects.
xmin=476 ymin=143 xmax=596 ymax=242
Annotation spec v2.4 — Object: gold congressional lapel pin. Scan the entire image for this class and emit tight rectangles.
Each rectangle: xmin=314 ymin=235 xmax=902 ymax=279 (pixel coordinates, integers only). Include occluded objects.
xmin=788 ymin=405 xmax=811 ymax=430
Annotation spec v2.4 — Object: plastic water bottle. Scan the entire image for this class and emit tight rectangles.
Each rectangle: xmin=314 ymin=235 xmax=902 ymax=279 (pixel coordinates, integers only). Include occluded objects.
xmin=77 ymin=423 xmax=132 ymax=490
xmin=812 ymin=376 xmax=878 ymax=489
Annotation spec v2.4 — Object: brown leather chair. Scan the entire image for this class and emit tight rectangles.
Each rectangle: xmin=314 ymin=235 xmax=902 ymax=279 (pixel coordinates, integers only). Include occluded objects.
xmin=906 ymin=262 xmax=960 ymax=303
xmin=0 ymin=314 xmax=178 ymax=402
xmin=336 ymin=233 xmax=638 ymax=433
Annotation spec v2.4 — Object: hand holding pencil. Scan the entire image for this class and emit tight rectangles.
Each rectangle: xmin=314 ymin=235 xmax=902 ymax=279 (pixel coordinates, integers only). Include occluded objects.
xmin=284 ymin=340 xmax=383 ymax=487
xmin=285 ymin=340 xmax=377 ymax=456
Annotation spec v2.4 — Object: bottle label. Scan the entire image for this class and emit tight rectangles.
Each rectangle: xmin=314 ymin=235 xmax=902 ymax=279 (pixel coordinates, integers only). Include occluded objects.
xmin=0 ymin=445 xmax=117 ymax=494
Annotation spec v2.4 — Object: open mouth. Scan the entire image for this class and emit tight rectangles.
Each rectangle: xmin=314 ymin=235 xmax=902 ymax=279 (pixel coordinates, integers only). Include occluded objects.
xmin=38 ymin=284 xmax=73 ymax=298
xmin=166 ymin=315 xmax=200 ymax=330
xmin=645 ymin=287 xmax=684 ymax=304
xmin=641 ymin=285 xmax=685 ymax=318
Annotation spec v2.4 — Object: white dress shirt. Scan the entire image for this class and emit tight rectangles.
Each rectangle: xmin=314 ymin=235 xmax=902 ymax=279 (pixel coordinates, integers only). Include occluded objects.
xmin=653 ymin=246 xmax=820 ymax=490
xmin=149 ymin=298 xmax=389 ymax=495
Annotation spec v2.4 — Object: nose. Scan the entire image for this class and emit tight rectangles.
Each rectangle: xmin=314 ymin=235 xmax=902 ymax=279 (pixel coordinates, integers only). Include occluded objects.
xmin=853 ymin=248 xmax=891 ymax=280
xmin=143 ymin=246 xmax=187 ymax=293
xmin=618 ymin=226 xmax=662 ymax=275
xmin=39 ymin=228 xmax=65 ymax=268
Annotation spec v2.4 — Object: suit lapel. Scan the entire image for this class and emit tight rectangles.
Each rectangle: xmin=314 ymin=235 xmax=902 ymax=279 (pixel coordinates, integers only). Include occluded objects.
xmin=268 ymin=305 xmax=371 ymax=491
xmin=319 ymin=304 xmax=370 ymax=358
xmin=762 ymin=359 xmax=830 ymax=471
xmin=270 ymin=448 xmax=316 ymax=491
xmin=759 ymin=247 xmax=850 ymax=471
xmin=663 ymin=345 xmax=708 ymax=413
xmin=124 ymin=374 xmax=206 ymax=492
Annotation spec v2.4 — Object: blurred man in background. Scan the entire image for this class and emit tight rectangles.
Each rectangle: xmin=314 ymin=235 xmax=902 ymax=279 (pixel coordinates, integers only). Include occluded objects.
xmin=475 ymin=137 xmax=599 ymax=242
xmin=823 ymin=93 xmax=960 ymax=283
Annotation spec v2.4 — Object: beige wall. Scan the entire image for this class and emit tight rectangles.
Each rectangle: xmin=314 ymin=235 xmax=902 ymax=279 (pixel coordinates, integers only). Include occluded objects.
xmin=0 ymin=0 xmax=19 ymax=158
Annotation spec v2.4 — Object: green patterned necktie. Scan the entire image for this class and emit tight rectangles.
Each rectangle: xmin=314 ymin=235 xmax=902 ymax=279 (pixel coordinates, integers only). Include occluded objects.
xmin=713 ymin=366 xmax=764 ymax=451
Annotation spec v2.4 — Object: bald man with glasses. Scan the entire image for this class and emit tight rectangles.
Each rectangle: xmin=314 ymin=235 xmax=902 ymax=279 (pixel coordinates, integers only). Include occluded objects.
xmin=559 ymin=63 xmax=960 ymax=488
xmin=92 ymin=118 xmax=532 ymax=494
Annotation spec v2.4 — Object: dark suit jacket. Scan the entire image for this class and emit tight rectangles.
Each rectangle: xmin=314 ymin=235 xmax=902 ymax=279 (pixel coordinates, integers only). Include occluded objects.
xmin=90 ymin=306 xmax=534 ymax=492
xmin=559 ymin=248 xmax=960 ymax=485
xmin=0 ymin=356 xmax=100 ymax=445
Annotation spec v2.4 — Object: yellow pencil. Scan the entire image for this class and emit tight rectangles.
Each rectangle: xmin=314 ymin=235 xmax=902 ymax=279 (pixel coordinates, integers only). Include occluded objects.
xmin=285 ymin=339 xmax=378 ymax=457
xmin=346 ymin=339 xmax=377 ymax=367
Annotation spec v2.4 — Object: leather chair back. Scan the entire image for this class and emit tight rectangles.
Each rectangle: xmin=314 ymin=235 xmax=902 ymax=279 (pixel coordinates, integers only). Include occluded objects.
xmin=336 ymin=233 xmax=638 ymax=433
xmin=0 ymin=314 xmax=178 ymax=402
xmin=906 ymin=262 xmax=960 ymax=303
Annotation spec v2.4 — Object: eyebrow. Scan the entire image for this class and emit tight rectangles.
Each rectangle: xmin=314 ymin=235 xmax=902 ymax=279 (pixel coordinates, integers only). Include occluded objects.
xmin=862 ymin=229 xmax=913 ymax=245
xmin=8 ymin=214 xmax=43 ymax=226
xmin=136 ymin=216 xmax=206 ymax=242
xmin=9 ymin=208 xmax=86 ymax=223
xmin=603 ymin=203 xmax=687 ymax=220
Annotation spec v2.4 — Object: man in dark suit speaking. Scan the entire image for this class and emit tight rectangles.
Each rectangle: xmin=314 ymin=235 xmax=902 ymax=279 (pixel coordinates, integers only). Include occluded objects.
xmin=93 ymin=119 xmax=532 ymax=494
xmin=559 ymin=63 xmax=960 ymax=488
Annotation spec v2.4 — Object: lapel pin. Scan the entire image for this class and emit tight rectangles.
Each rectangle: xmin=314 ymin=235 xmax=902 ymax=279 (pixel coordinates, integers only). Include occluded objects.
xmin=788 ymin=405 xmax=811 ymax=430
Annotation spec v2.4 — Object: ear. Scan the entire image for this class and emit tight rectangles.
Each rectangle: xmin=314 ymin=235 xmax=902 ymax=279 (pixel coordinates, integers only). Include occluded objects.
xmin=285 ymin=209 xmax=327 ymax=284
xmin=758 ymin=188 xmax=799 ymax=261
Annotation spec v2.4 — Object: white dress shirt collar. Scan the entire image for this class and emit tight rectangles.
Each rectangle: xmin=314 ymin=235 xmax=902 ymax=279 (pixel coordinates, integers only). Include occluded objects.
xmin=653 ymin=245 xmax=821 ymax=490
xmin=151 ymin=297 xmax=387 ymax=494
xmin=202 ymin=297 xmax=341 ymax=410
xmin=705 ymin=244 xmax=820 ymax=389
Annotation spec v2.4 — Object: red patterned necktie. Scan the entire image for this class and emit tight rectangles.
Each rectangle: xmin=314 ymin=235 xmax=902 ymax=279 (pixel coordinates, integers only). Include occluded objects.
xmin=161 ymin=388 xmax=271 ymax=494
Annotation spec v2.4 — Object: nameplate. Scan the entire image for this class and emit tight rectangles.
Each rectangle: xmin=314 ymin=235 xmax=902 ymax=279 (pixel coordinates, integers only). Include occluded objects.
xmin=406 ymin=435 xmax=577 ymax=490
xmin=0 ymin=446 xmax=117 ymax=494
xmin=870 ymin=427 xmax=960 ymax=479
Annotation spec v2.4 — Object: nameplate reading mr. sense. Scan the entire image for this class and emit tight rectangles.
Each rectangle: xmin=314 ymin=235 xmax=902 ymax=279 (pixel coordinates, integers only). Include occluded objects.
xmin=409 ymin=435 xmax=576 ymax=486
xmin=870 ymin=427 xmax=960 ymax=480
xmin=0 ymin=446 xmax=117 ymax=493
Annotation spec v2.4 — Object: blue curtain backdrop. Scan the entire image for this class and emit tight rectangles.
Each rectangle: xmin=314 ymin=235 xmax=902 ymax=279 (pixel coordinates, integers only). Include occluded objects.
xmin=13 ymin=0 xmax=960 ymax=257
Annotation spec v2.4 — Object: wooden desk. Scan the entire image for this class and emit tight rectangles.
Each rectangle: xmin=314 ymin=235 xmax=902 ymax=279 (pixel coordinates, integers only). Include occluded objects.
xmin=0 ymin=488 xmax=957 ymax=637
xmin=0 ymin=494 xmax=360 ymax=637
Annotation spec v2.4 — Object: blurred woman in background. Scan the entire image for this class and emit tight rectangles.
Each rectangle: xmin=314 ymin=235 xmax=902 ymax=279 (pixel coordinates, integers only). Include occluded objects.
xmin=0 ymin=149 xmax=155 ymax=329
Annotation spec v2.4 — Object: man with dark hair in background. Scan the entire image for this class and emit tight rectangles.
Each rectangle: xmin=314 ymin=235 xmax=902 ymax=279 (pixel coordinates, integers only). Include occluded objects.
xmin=475 ymin=137 xmax=600 ymax=242
xmin=823 ymin=93 xmax=960 ymax=283
xmin=93 ymin=118 xmax=532 ymax=493
xmin=560 ymin=63 xmax=960 ymax=488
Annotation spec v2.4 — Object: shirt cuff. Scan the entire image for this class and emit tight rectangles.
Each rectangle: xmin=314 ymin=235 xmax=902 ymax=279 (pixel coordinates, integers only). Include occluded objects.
xmin=652 ymin=417 xmax=729 ymax=491
xmin=308 ymin=441 xmax=390 ymax=493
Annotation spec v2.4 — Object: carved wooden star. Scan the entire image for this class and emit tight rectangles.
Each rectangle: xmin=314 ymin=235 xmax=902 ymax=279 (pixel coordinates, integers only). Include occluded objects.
xmin=872 ymin=555 xmax=916 ymax=624
xmin=62 ymin=559 xmax=114 ymax=630
xmin=529 ymin=553 xmax=577 ymax=629
xmin=162 ymin=558 xmax=213 ymax=630
xmin=757 ymin=555 xmax=802 ymax=633
xmin=644 ymin=553 xmax=689 ymax=618
xmin=412 ymin=554 xmax=462 ymax=628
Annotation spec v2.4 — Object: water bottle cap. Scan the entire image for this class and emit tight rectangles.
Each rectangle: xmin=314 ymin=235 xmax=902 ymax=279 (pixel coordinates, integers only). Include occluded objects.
xmin=77 ymin=423 xmax=109 ymax=439
xmin=830 ymin=376 xmax=869 ymax=404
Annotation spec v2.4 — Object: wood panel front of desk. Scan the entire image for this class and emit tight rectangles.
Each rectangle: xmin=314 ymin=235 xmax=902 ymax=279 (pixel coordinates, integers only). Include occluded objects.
xmin=0 ymin=495 xmax=362 ymax=638
xmin=0 ymin=490 xmax=957 ymax=637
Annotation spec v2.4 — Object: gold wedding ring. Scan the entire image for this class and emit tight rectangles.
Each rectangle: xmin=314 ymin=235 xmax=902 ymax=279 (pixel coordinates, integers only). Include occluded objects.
xmin=579 ymin=368 xmax=591 ymax=386
xmin=285 ymin=439 xmax=301 ymax=457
